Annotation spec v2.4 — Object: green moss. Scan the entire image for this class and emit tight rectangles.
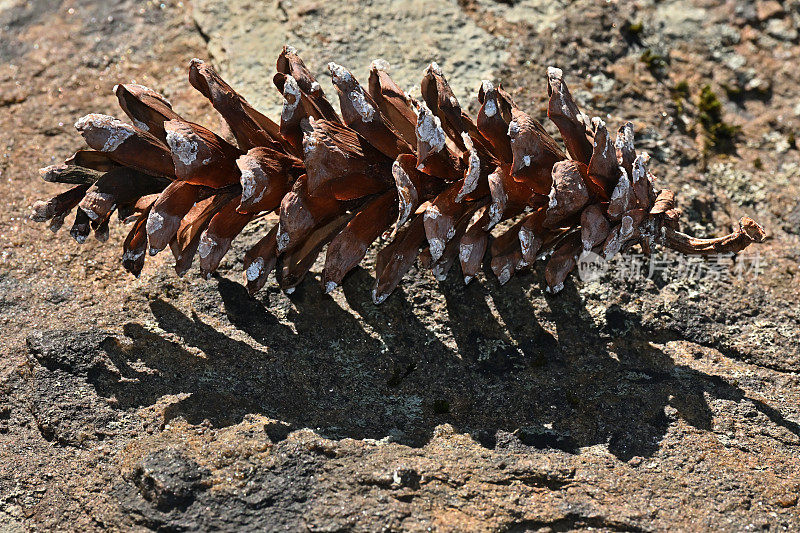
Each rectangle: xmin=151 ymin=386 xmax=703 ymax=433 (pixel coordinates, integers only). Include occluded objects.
xmin=672 ymin=81 xmax=690 ymax=100
xmin=698 ymin=85 xmax=722 ymax=117
xmin=627 ymin=22 xmax=643 ymax=34
xmin=754 ymin=157 xmax=763 ymax=170
xmin=640 ymin=49 xmax=668 ymax=74
xmin=697 ymin=85 xmax=739 ymax=154
xmin=622 ymin=20 xmax=644 ymax=39
xmin=670 ymin=81 xmax=690 ymax=116
xmin=788 ymin=131 xmax=796 ymax=148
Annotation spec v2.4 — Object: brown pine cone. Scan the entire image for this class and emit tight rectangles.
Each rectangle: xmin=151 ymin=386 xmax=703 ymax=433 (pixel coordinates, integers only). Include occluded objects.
xmin=32 ymin=47 xmax=766 ymax=302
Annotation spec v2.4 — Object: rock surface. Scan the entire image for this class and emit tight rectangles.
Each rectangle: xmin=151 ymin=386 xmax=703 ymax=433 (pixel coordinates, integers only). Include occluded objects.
xmin=193 ymin=0 xmax=508 ymax=115
xmin=1 ymin=0 xmax=799 ymax=531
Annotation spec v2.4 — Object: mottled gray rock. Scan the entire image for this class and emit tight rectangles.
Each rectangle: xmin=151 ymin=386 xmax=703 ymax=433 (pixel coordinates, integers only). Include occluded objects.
xmin=193 ymin=0 xmax=508 ymax=115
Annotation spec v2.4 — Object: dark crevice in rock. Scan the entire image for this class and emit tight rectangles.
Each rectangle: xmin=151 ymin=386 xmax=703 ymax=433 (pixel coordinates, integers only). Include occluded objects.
xmin=485 ymin=475 xmax=573 ymax=491
xmin=192 ymin=18 xmax=210 ymax=46
xmin=503 ymin=513 xmax=648 ymax=533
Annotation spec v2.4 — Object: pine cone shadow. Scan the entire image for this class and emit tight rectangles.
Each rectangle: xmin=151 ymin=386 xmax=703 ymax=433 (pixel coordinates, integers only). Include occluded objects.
xmin=36 ymin=272 xmax=800 ymax=462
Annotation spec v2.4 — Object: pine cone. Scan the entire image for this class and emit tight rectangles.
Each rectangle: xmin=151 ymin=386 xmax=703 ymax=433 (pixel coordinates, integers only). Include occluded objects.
xmin=32 ymin=47 xmax=766 ymax=301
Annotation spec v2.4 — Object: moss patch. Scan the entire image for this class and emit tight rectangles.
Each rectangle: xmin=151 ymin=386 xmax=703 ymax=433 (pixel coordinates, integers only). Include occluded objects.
xmin=672 ymin=81 xmax=690 ymax=99
xmin=671 ymin=81 xmax=690 ymax=116
xmin=698 ymin=85 xmax=739 ymax=154
xmin=621 ymin=20 xmax=644 ymax=43
xmin=640 ymin=48 xmax=668 ymax=75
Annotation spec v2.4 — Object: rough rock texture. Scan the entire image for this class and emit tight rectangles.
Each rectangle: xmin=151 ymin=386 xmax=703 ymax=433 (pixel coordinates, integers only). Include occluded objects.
xmin=192 ymin=0 xmax=508 ymax=115
xmin=1 ymin=0 xmax=800 ymax=531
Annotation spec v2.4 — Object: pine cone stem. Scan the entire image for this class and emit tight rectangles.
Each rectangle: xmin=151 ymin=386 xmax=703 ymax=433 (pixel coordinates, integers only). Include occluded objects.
xmin=663 ymin=216 xmax=766 ymax=255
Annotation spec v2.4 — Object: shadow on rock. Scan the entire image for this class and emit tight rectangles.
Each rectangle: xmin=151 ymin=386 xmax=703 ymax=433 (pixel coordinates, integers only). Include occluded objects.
xmin=26 ymin=271 xmax=800 ymax=461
